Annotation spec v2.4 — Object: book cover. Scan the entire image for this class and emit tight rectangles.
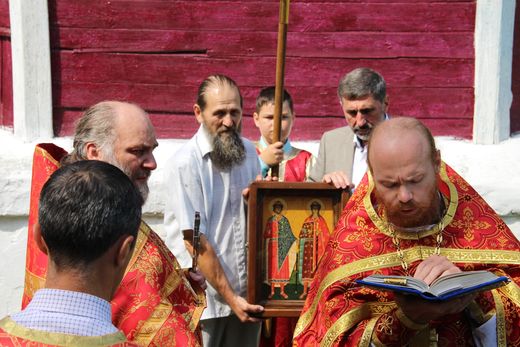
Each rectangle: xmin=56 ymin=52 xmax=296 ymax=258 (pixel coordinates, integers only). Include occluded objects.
xmin=356 ymin=270 xmax=509 ymax=301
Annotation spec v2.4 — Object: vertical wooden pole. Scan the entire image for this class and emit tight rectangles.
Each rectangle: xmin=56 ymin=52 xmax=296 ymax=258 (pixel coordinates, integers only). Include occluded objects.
xmin=271 ymin=0 xmax=290 ymax=178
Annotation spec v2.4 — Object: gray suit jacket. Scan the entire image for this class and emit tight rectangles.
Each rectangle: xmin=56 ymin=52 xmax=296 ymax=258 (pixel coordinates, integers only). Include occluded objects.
xmin=308 ymin=126 xmax=355 ymax=182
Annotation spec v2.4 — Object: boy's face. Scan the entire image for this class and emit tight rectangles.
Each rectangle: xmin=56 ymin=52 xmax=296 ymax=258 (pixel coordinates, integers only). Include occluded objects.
xmin=253 ymin=101 xmax=294 ymax=144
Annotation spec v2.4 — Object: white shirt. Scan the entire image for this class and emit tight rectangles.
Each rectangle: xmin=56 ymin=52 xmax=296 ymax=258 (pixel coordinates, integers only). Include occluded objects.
xmin=352 ymin=114 xmax=390 ymax=188
xmin=351 ymin=136 xmax=367 ymax=188
xmin=164 ymin=125 xmax=260 ymax=320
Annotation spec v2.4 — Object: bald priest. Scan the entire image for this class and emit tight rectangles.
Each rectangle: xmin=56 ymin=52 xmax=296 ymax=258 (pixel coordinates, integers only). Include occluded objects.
xmin=293 ymin=117 xmax=520 ymax=347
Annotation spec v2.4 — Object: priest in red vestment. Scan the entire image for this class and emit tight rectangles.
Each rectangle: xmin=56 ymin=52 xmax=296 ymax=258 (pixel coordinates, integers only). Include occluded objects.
xmin=1 ymin=160 xmax=141 ymax=347
xmin=21 ymin=101 xmax=206 ymax=346
xmin=294 ymin=117 xmax=520 ymax=346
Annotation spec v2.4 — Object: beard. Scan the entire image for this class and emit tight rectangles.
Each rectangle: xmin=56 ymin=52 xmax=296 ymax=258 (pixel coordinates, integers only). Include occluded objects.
xmin=352 ymin=122 xmax=375 ymax=141
xmin=210 ymin=127 xmax=246 ymax=171
xmin=103 ymin=151 xmax=150 ymax=203
xmin=376 ymin=184 xmax=440 ymax=230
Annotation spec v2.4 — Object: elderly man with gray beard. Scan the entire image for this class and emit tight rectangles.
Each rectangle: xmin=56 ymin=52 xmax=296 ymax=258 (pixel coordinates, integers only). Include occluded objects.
xmin=164 ymin=74 xmax=264 ymax=347
xmin=22 ymin=101 xmax=206 ymax=346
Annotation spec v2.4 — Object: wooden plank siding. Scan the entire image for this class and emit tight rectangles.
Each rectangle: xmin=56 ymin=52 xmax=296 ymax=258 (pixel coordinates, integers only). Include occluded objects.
xmin=0 ymin=0 xmax=12 ymax=129
xmin=47 ymin=0 xmax=476 ymax=139
xmin=511 ymin=3 xmax=520 ymax=135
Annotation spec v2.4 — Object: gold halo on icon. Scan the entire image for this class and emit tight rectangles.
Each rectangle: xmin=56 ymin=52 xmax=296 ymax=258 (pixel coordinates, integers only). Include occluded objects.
xmin=306 ymin=199 xmax=325 ymax=214
xmin=268 ymin=198 xmax=288 ymax=213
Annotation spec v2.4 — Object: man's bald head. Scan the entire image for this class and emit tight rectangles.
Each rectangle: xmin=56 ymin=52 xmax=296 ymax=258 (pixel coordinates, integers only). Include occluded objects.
xmin=367 ymin=117 xmax=438 ymax=174
xmin=367 ymin=117 xmax=441 ymax=228
xmin=66 ymin=101 xmax=150 ymax=163
xmin=64 ymin=101 xmax=158 ymax=202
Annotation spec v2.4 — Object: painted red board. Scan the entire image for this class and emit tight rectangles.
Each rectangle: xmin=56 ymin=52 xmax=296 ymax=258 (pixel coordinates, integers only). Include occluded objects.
xmin=116 ymin=0 xmax=473 ymax=2
xmin=52 ymin=28 xmax=474 ymax=60
xmin=47 ymin=0 xmax=477 ymax=140
xmin=0 ymin=37 xmax=13 ymax=128
xmin=511 ymin=3 xmax=520 ymax=135
xmin=52 ymin=52 xmax=474 ymax=88
xmin=48 ymin=1 xmax=475 ymax=33
xmin=54 ymin=108 xmax=472 ymax=140
xmin=0 ymin=0 xmax=9 ymax=29
xmin=53 ymin=82 xmax=474 ymax=120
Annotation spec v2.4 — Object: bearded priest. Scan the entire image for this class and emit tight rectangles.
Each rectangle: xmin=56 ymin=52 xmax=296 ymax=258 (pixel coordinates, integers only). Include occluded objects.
xmin=293 ymin=117 xmax=520 ymax=346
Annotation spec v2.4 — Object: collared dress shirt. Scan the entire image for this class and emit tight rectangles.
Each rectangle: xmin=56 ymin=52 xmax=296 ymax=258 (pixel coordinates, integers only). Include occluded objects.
xmin=11 ymin=288 xmax=118 ymax=336
xmin=352 ymin=113 xmax=390 ymax=189
xmin=351 ymin=135 xmax=368 ymax=189
xmin=164 ymin=125 xmax=260 ymax=320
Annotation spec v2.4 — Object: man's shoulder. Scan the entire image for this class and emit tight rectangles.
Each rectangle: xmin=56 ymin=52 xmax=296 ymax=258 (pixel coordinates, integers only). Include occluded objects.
xmin=167 ymin=136 xmax=201 ymax=169
xmin=242 ymin=137 xmax=257 ymax=151
xmin=322 ymin=126 xmax=354 ymax=139
xmin=242 ymin=137 xmax=262 ymax=161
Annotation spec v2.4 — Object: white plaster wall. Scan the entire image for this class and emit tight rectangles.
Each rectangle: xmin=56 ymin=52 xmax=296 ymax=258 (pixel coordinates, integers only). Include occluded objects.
xmin=0 ymin=129 xmax=519 ymax=316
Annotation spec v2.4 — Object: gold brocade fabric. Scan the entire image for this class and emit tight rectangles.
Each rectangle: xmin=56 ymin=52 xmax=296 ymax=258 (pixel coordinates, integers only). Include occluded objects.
xmin=21 ymin=144 xmax=206 ymax=347
xmin=0 ymin=317 xmax=137 ymax=346
xmin=293 ymin=163 xmax=520 ymax=347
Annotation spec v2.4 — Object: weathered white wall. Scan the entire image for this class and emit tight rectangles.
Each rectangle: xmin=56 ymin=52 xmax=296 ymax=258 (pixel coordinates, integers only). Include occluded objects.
xmin=9 ymin=0 xmax=53 ymax=140
xmin=473 ymin=0 xmax=516 ymax=144
xmin=0 ymin=129 xmax=519 ymax=316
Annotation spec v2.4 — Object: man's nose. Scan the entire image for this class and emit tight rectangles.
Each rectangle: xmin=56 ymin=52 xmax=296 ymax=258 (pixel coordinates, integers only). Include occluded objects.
xmin=398 ymin=185 xmax=413 ymax=203
xmin=222 ymin=114 xmax=234 ymax=128
xmin=143 ymin=153 xmax=157 ymax=171
xmin=355 ymin=112 xmax=367 ymax=126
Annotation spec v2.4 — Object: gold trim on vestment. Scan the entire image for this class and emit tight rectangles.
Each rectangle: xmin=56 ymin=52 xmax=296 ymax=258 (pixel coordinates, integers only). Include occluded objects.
xmin=359 ymin=317 xmax=379 ymax=347
xmin=498 ymin=279 xmax=520 ymax=307
xmin=35 ymin=146 xmax=61 ymax=168
xmin=124 ymin=221 xmax=150 ymax=278
xmin=364 ymin=162 xmax=458 ymax=239
xmin=130 ymin=221 xmax=174 ymax=346
xmin=320 ymin=302 xmax=395 ymax=347
xmin=492 ymin=289 xmax=507 ymax=347
xmin=130 ymin=221 xmax=206 ymax=346
xmin=0 ymin=316 xmax=127 ymax=347
xmin=294 ymin=246 xmax=520 ymax=338
xmin=23 ymin=270 xmax=46 ymax=303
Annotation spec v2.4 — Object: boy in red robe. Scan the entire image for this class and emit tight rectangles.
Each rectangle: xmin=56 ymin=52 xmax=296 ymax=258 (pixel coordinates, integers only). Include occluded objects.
xmin=253 ymin=86 xmax=315 ymax=182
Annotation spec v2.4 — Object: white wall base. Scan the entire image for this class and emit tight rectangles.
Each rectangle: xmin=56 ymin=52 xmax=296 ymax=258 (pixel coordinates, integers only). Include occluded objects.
xmin=0 ymin=129 xmax=519 ymax=316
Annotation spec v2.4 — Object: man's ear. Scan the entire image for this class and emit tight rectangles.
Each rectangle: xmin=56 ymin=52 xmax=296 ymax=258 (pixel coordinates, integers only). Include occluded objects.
xmin=85 ymin=142 xmax=102 ymax=160
xmin=434 ymin=149 xmax=441 ymax=174
xmin=382 ymin=95 xmax=389 ymax=113
xmin=115 ymin=235 xmax=135 ymax=268
xmin=194 ymin=104 xmax=203 ymax=124
xmin=33 ymin=223 xmax=49 ymax=255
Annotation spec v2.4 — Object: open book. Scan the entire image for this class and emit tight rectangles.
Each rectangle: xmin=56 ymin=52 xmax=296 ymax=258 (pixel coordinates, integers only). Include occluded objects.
xmin=356 ymin=270 xmax=509 ymax=301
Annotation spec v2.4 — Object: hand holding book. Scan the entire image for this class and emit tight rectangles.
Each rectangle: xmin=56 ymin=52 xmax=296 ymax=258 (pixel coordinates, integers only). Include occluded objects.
xmin=356 ymin=270 xmax=509 ymax=301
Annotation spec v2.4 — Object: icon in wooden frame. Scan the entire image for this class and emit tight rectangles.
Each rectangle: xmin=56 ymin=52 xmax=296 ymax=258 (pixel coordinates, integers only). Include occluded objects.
xmin=247 ymin=181 xmax=350 ymax=317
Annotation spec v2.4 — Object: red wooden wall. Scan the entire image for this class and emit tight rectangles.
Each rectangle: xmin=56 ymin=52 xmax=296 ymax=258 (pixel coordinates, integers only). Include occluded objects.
xmin=0 ymin=0 xmax=12 ymax=129
xmin=48 ymin=0 xmax=477 ymax=140
xmin=511 ymin=3 xmax=520 ymax=135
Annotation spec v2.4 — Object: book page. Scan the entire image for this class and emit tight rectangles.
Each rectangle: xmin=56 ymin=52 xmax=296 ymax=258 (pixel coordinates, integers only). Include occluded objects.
xmin=429 ymin=270 xmax=500 ymax=296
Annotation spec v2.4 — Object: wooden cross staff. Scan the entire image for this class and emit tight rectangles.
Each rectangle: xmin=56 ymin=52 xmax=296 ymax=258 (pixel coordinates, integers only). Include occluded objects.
xmin=271 ymin=0 xmax=290 ymax=178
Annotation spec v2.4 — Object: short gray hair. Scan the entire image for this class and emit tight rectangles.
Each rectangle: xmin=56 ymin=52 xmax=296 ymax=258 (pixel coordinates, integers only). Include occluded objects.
xmin=62 ymin=101 xmax=118 ymax=165
xmin=337 ymin=68 xmax=386 ymax=103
